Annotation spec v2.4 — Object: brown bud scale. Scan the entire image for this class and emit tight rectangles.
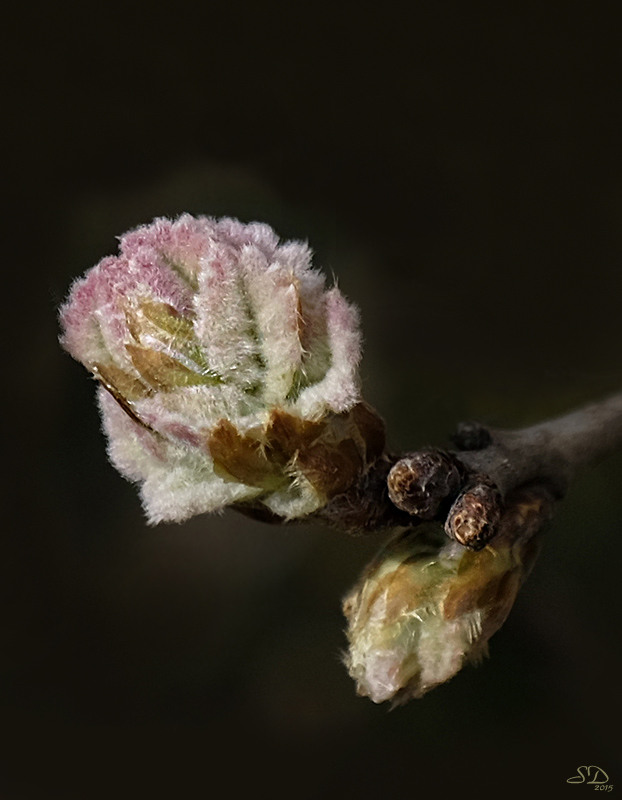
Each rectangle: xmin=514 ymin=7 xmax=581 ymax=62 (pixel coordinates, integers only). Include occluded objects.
xmin=387 ymin=450 xmax=464 ymax=519
xmin=445 ymin=477 xmax=503 ymax=550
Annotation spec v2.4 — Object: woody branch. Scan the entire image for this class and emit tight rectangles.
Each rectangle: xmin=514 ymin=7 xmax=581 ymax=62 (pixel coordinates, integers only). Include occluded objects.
xmin=319 ymin=391 xmax=622 ymax=549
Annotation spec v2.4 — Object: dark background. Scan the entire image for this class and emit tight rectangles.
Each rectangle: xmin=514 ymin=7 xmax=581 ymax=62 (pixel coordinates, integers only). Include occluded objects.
xmin=5 ymin=2 xmax=622 ymax=797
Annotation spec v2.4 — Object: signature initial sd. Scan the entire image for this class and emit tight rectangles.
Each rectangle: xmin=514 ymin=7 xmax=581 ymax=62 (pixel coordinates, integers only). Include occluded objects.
xmin=567 ymin=766 xmax=612 ymax=791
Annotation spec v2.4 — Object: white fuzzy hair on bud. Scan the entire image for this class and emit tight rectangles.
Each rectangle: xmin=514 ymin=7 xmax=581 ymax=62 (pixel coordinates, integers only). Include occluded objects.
xmin=343 ymin=520 xmax=539 ymax=703
xmin=60 ymin=215 xmax=366 ymax=524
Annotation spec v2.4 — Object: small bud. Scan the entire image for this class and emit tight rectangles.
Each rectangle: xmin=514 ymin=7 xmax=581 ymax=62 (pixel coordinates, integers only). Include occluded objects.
xmin=450 ymin=421 xmax=493 ymax=451
xmin=387 ymin=450 xmax=463 ymax=519
xmin=445 ymin=477 xmax=503 ymax=550
xmin=343 ymin=489 xmax=549 ymax=703
xmin=60 ymin=215 xmax=384 ymax=523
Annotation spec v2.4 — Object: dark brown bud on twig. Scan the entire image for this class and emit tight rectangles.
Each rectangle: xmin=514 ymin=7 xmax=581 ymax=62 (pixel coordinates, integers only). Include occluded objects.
xmin=445 ymin=477 xmax=503 ymax=550
xmin=387 ymin=450 xmax=464 ymax=519
xmin=450 ymin=421 xmax=493 ymax=451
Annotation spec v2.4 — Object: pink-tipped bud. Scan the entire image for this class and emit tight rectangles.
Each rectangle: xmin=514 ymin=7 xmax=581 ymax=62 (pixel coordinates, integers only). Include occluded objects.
xmin=60 ymin=214 xmax=383 ymax=523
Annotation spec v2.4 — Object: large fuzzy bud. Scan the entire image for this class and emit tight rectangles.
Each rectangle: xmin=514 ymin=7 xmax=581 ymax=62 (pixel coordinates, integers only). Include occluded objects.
xmin=343 ymin=490 xmax=549 ymax=703
xmin=60 ymin=214 xmax=384 ymax=523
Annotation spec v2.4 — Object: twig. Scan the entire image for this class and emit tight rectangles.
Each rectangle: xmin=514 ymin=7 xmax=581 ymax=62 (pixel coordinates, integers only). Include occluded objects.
xmin=319 ymin=391 xmax=622 ymax=547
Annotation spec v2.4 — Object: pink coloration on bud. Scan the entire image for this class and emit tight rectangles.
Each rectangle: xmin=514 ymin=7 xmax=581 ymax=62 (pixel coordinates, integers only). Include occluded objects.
xmin=60 ymin=215 xmax=379 ymax=524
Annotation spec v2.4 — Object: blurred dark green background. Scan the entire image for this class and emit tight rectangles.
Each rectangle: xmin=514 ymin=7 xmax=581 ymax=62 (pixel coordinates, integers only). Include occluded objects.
xmin=5 ymin=2 xmax=622 ymax=797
